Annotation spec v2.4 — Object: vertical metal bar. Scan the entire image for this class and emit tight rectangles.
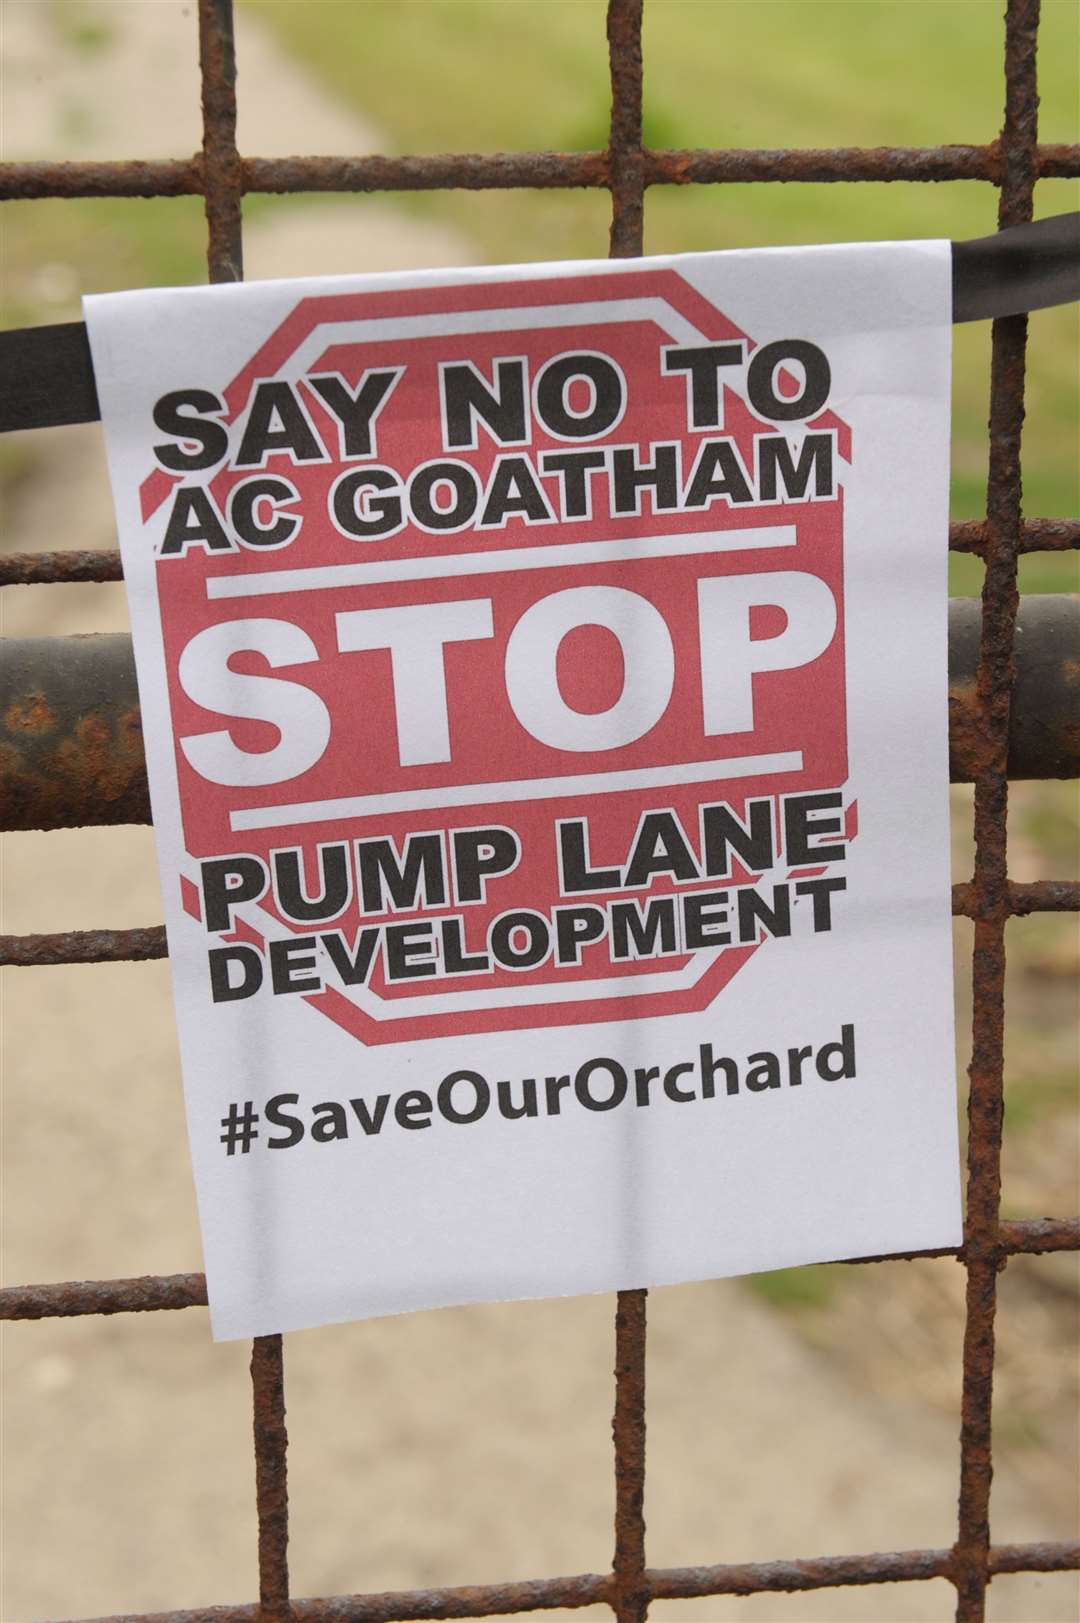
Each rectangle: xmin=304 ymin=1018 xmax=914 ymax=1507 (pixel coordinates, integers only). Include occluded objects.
xmin=612 ymin=1289 xmax=649 ymax=1623
xmin=953 ymin=2 xmax=1040 ymax=1619
xmin=198 ymin=0 xmax=244 ymax=282
xmin=198 ymin=8 xmax=284 ymax=1613
xmin=607 ymin=0 xmax=645 ymax=257
xmin=607 ymin=4 xmax=648 ymax=1612
xmin=252 ymin=1334 xmax=291 ymax=1619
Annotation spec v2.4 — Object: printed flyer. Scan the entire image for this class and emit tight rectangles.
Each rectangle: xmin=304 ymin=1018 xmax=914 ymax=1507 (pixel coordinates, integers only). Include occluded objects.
xmin=86 ymin=242 xmax=963 ymax=1339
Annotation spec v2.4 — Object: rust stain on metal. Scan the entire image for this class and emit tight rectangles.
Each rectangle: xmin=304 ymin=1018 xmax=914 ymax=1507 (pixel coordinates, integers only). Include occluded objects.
xmin=0 ymin=636 xmax=151 ymax=828
xmin=948 ymin=677 xmax=994 ymax=782
xmin=3 ymin=692 xmax=57 ymax=734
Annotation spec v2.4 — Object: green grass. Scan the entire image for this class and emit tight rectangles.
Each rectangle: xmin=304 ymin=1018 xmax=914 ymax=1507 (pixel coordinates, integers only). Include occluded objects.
xmin=243 ymin=0 xmax=1079 ymax=589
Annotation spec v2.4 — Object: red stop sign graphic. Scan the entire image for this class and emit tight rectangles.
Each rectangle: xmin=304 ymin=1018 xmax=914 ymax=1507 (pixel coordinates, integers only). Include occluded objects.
xmin=147 ymin=270 xmax=850 ymax=1045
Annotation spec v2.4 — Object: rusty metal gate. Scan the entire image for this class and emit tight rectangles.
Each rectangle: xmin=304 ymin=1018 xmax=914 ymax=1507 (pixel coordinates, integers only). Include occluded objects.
xmin=1 ymin=1 xmax=1078 ymax=1619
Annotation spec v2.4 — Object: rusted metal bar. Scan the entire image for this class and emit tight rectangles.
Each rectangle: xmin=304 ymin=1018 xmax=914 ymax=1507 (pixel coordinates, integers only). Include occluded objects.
xmin=0 ymin=550 xmax=123 ymax=585
xmin=997 ymin=1216 xmax=1080 ymax=1254
xmin=952 ymin=880 xmax=1080 ymax=920
xmin=0 ymin=633 xmax=149 ymax=830
xmin=608 ymin=10 xmax=649 ymax=1610
xmin=1 ymin=598 xmax=1074 ymax=835
xmin=954 ymin=1 xmax=1040 ymax=1616
xmin=4 ymin=1218 xmax=1076 ymax=1324
xmin=252 ymin=1336 xmax=291 ymax=1620
xmin=244 ymin=151 xmax=611 ymax=196
xmin=650 ymin=1542 xmax=1080 ymax=1599
xmin=949 ymin=593 xmax=1080 ymax=783
xmin=949 ymin=517 xmax=1080 ymax=555
xmin=607 ymin=0 xmax=645 ymax=259
xmin=612 ymin=1289 xmax=648 ymax=1623
xmin=0 ymin=926 xmax=167 ymax=967
xmin=832 ymin=1214 xmax=1080 ymax=1266
xmin=989 ymin=1541 xmax=1080 ymax=1574
xmin=0 ymin=1273 xmax=207 ymax=1319
xmin=1 ymin=520 xmax=1076 ymax=585
xmin=198 ymin=0 xmax=244 ymax=282
xmin=62 ymin=1542 xmax=1080 ymax=1622
xmin=0 ymin=158 xmax=202 ymax=199
xmin=4 ymin=143 xmax=1079 ymax=201
xmin=645 ymin=143 xmax=1080 ymax=187
xmin=77 ymin=1572 xmax=613 ymax=1623
xmin=649 ymin=1547 xmax=955 ymax=1599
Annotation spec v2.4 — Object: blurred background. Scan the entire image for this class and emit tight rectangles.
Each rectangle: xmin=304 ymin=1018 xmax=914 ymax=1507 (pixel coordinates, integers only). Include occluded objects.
xmin=1 ymin=3 xmax=1077 ymax=1619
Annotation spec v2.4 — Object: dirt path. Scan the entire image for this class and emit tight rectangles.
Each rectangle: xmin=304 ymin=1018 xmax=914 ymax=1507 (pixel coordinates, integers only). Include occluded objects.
xmin=2 ymin=6 xmax=1076 ymax=1620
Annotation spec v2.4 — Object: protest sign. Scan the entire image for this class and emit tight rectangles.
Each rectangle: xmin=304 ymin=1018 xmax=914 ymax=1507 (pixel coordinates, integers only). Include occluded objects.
xmin=86 ymin=243 xmax=962 ymax=1339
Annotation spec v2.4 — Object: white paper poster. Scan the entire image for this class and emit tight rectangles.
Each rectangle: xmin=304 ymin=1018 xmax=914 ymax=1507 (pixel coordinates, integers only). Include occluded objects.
xmin=86 ymin=243 xmax=962 ymax=1340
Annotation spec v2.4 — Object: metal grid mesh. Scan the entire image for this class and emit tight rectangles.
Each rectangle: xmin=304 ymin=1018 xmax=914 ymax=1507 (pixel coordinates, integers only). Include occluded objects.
xmin=1 ymin=1 xmax=1078 ymax=1618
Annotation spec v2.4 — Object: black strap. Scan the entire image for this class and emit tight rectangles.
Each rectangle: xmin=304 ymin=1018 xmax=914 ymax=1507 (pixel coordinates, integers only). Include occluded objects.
xmin=2 ymin=212 xmax=1077 ymax=433
xmin=952 ymin=211 xmax=1080 ymax=322
xmin=1 ymin=320 xmax=98 ymax=433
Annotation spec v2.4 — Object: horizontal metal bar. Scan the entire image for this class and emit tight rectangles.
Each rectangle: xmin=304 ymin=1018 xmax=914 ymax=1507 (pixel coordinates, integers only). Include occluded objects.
xmin=948 ymin=518 xmax=1080 ymax=555
xmin=997 ymin=1216 xmax=1080 ymax=1254
xmin=649 ymin=1549 xmax=958 ymax=1602
xmin=244 ymin=150 xmax=613 ymax=196
xmin=0 ymin=1273 xmax=207 ymax=1319
xmin=0 ymin=549 xmax=124 ymax=584
xmin=54 ymin=1541 xmax=1080 ymax=1621
xmin=646 ymin=144 xmax=1080 ymax=186
xmin=989 ymin=1541 xmax=1080 ymax=1574
xmin=1 ymin=896 xmax=1067 ymax=971
xmin=5 ymin=1220 xmax=1075 ymax=1321
xmin=834 ymin=1216 xmax=1080 ymax=1266
xmin=0 ymin=633 xmax=149 ymax=829
xmin=0 ymin=925 xmax=167 ymax=967
xmin=951 ymin=880 xmax=1080 ymax=919
xmin=0 ymin=596 xmax=1074 ymax=838
xmin=2 ymin=142 xmax=1078 ymax=204
xmin=948 ymin=593 xmax=1080 ymax=783
xmin=1 ymin=521 xmax=1077 ymax=587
